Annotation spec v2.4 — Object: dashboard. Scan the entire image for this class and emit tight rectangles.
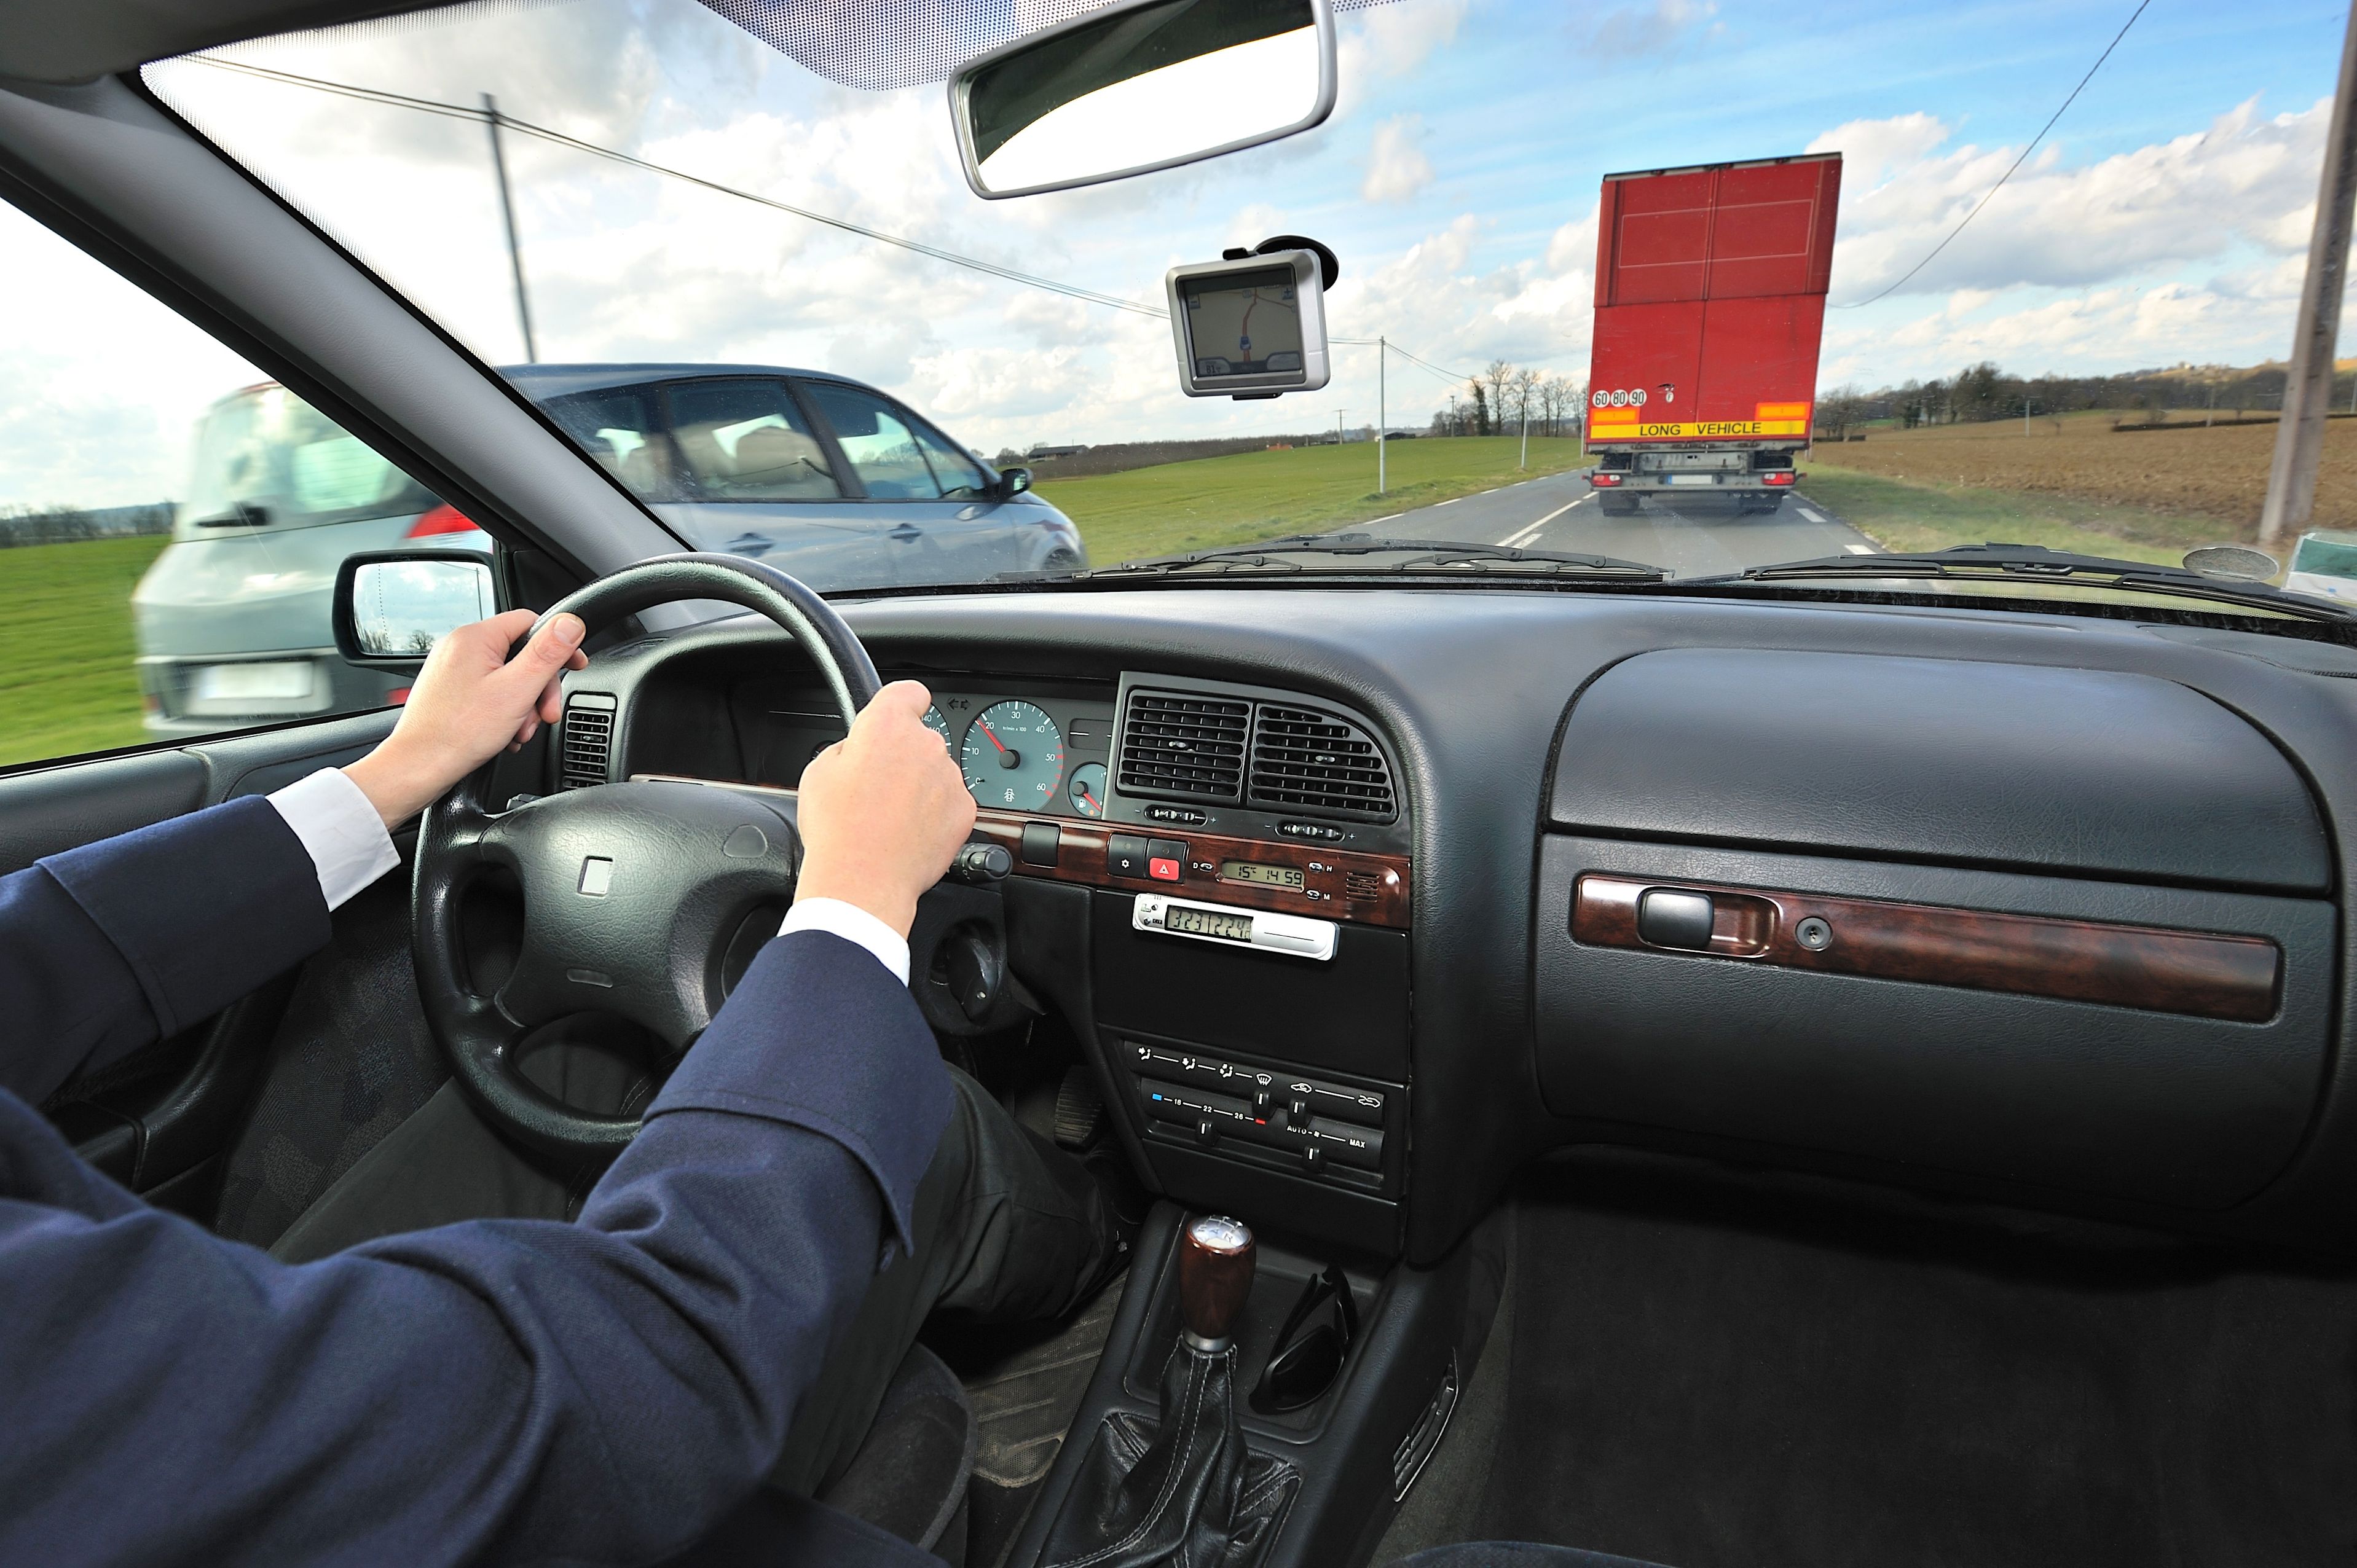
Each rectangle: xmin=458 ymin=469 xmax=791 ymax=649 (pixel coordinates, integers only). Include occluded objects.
xmin=552 ymin=587 xmax=2357 ymax=1266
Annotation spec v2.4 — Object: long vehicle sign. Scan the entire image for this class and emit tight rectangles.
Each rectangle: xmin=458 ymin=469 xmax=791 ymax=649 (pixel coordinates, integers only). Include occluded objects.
xmin=1590 ymin=401 xmax=1812 ymax=439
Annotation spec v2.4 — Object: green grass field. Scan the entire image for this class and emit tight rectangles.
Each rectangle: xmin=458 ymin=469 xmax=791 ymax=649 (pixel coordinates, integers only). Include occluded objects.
xmin=1798 ymin=460 xmax=2241 ymax=568
xmin=0 ymin=535 xmax=168 ymax=767
xmin=1037 ymin=435 xmax=1589 ymax=564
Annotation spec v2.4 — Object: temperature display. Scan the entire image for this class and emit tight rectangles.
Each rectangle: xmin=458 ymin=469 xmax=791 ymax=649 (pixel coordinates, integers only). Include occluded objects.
xmin=1167 ymin=906 xmax=1255 ymax=942
xmin=1220 ymin=860 xmax=1305 ymax=890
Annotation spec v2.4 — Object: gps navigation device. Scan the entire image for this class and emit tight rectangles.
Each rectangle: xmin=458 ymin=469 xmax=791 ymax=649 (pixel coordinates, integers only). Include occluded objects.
xmin=1165 ymin=246 xmax=1331 ymax=398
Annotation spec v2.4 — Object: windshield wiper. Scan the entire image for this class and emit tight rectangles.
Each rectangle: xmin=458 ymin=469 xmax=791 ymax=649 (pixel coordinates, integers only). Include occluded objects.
xmin=1705 ymin=542 xmax=2355 ymax=622
xmin=1036 ymin=533 xmax=1666 ymax=582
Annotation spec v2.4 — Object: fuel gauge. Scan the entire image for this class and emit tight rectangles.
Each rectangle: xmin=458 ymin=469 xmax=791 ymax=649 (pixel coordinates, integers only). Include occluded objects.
xmin=1068 ymin=761 xmax=1108 ymax=818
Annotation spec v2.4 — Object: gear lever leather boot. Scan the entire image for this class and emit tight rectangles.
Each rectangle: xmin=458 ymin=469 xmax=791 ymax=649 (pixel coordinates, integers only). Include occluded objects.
xmin=1039 ymin=1215 xmax=1301 ymax=1568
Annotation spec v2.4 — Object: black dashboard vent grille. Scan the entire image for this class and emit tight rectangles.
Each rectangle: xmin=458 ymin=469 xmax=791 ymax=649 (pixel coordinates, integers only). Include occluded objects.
xmin=1249 ymin=705 xmax=1396 ymax=821
xmin=559 ymin=699 xmax=615 ymax=790
xmin=1116 ymin=691 xmax=1249 ymax=801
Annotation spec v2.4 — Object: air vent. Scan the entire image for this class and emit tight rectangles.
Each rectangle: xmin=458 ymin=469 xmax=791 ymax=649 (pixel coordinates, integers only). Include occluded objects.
xmin=1116 ymin=691 xmax=1249 ymax=801
xmin=1249 ymin=704 xmax=1396 ymax=821
xmin=559 ymin=694 xmax=616 ymax=790
xmin=1345 ymin=870 xmax=1383 ymax=903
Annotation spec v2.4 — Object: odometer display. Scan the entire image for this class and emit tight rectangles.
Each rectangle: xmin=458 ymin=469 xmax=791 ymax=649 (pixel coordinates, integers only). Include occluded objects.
xmin=1168 ymin=906 xmax=1254 ymax=941
xmin=1219 ymin=860 xmax=1305 ymax=890
xmin=960 ymin=700 xmax=1066 ymax=810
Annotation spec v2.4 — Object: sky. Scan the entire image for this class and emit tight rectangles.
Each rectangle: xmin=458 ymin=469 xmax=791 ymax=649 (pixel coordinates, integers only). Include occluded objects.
xmin=2 ymin=0 xmax=2351 ymax=508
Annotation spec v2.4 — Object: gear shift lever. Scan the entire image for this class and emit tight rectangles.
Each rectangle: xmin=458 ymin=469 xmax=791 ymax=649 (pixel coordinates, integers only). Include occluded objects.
xmin=1179 ymin=1213 xmax=1255 ymax=1350
xmin=1039 ymin=1215 xmax=1300 ymax=1568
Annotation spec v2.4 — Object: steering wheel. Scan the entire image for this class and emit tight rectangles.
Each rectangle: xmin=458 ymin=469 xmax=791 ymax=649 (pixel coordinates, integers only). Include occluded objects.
xmin=411 ymin=553 xmax=881 ymax=1162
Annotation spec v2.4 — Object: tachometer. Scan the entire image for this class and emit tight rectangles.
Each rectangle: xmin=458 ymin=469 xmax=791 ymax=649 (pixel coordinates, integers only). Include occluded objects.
xmin=961 ymin=700 xmax=1064 ymax=810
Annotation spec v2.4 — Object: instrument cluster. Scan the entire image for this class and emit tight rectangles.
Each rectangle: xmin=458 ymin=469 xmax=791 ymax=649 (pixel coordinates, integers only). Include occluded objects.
xmin=738 ymin=676 xmax=1119 ymax=820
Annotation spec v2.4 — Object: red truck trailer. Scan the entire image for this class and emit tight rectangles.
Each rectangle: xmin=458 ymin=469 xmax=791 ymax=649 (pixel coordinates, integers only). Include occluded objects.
xmin=1584 ymin=151 xmax=1842 ymax=515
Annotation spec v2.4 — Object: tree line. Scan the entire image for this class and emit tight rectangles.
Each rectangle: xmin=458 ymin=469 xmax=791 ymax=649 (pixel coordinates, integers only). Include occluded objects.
xmin=1429 ymin=360 xmax=1583 ymax=438
xmin=1812 ymin=361 xmax=2327 ymax=440
xmin=0 ymin=502 xmax=175 ymax=549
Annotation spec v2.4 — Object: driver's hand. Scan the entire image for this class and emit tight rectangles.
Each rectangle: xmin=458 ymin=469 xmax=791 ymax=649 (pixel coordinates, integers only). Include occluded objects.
xmin=794 ymin=681 xmax=976 ymax=938
xmin=342 ymin=610 xmax=588 ymax=828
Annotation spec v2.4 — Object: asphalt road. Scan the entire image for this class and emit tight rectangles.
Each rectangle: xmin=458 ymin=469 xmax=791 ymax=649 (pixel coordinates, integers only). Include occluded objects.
xmin=1349 ymin=466 xmax=1877 ymax=576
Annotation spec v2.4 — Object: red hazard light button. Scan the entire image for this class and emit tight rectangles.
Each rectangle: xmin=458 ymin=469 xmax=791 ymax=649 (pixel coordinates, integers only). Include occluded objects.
xmin=1148 ymin=857 xmax=1182 ymax=882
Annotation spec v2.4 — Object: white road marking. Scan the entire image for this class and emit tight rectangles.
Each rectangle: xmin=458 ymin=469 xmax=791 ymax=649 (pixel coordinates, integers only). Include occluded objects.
xmin=1843 ymin=543 xmax=1875 ymax=555
xmin=1797 ymin=507 xmax=1827 ymax=523
xmin=1498 ymin=495 xmax=1592 ymax=549
xmin=1436 ymin=496 xmax=1461 ymax=504
xmin=1367 ymin=514 xmax=1401 ymax=524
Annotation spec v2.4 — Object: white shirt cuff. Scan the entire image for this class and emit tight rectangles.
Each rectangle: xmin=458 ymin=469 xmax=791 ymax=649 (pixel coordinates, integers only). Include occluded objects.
xmin=779 ymin=898 xmax=911 ymax=986
xmin=266 ymin=768 xmax=401 ymax=912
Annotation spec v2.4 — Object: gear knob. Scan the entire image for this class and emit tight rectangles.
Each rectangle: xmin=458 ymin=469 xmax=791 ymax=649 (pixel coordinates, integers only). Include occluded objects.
xmin=1178 ymin=1213 xmax=1255 ymax=1350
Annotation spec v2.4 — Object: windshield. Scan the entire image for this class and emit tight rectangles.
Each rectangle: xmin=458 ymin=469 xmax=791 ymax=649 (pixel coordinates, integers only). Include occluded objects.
xmin=128 ymin=0 xmax=2353 ymax=612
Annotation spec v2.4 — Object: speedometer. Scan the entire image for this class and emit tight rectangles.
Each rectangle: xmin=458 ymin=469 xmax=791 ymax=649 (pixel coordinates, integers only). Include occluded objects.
xmin=961 ymin=700 xmax=1064 ymax=810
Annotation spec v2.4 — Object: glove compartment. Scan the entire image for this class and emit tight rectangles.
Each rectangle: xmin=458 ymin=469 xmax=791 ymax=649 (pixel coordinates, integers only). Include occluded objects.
xmin=1534 ymin=649 xmax=2337 ymax=1210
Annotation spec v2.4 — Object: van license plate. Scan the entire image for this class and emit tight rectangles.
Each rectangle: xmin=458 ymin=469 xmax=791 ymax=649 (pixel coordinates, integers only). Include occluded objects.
xmin=194 ymin=662 xmax=314 ymax=702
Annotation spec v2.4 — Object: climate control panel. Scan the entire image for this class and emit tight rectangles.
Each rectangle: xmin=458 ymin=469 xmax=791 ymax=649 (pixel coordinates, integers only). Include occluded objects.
xmin=1120 ymin=1037 xmax=1403 ymax=1196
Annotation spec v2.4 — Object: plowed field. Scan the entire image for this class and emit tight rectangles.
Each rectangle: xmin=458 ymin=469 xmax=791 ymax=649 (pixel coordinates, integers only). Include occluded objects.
xmin=1816 ymin=414 xmax=2357 ymax=535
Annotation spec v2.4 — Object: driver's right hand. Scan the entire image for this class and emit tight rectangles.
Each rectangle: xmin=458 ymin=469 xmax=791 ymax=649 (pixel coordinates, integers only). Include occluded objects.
xmin=793 ymin=681 xmax=977 ymax=938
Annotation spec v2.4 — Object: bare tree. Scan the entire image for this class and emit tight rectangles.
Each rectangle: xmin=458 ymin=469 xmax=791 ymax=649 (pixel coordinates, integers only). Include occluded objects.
xmin=1814 ymin=385 xmax=1865 ymax=442
xmin=1509 ymin=367 xmax=1540 ymax=437
xmin=1484 ymin=360 xmax=1516 ymax=433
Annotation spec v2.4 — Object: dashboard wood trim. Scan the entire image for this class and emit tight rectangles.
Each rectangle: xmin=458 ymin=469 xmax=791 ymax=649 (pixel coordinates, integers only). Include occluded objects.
xmin=968 ymin=807 xmax=1411 ymax=930
xmin=630 ymin=775 xmax=1411 ymax=929
xmin=1572 ymin=873 xmax=2281 ymax=1022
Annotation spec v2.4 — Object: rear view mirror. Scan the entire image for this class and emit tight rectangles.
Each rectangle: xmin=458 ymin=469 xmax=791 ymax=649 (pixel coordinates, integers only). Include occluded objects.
xmin=333 ymin=551 xmax=502 ymax=668
xmin=997 ymin=465 xmax=1034 ymax=497
xmin=951 ymin=0 xmax=1336 ymax=200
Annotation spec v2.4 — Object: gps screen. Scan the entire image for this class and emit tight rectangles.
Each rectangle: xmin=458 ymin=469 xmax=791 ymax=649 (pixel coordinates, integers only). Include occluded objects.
xmin=1179 ymin=266 xmax=1304 ymax=380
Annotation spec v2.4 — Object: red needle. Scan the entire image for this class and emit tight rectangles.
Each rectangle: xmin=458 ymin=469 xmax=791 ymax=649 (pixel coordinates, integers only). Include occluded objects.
xmin=1077 ymin=785 xmax=1100 ymax=812
xmin=977 ymin=721 xmax=1008 ymax=755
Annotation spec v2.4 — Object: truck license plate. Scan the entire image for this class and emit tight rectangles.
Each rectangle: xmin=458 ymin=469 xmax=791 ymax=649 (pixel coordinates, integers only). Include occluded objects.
xmin=1664 ymin=474 xmax=1716 ymax=486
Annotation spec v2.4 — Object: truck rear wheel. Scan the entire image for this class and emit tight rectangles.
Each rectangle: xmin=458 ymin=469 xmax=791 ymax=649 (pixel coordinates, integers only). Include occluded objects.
xmin=1597 ymin=493 xmax=1642 ymax=517
xmin=1737 ymin=493 xmax=1786 ymax=515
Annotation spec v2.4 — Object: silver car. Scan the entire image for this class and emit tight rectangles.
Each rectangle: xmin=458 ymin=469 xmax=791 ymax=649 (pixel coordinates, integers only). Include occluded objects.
xmin=133 ymin=366 xmax=1080 ymax=737
xmin=514 ymin=364 xmax=1081 ymax=587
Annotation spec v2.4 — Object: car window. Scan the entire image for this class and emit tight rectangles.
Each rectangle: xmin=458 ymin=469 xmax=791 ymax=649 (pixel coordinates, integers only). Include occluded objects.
xmin=540 ymin=386 xmax=682 ymax=503
xmin=802 ymin=382 xmax=946 ymax=500
xmin=0 ymin=202 xmax=477 ymax=770
xmin=908 ymin=418 xmax=992 ymax=500
xmin=667 ymin=380 xmax=840 ymax=501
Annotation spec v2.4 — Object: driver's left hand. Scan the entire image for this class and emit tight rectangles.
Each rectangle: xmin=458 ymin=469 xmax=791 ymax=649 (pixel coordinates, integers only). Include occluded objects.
xmin=343 ymin=610 xmax=588 ymax=827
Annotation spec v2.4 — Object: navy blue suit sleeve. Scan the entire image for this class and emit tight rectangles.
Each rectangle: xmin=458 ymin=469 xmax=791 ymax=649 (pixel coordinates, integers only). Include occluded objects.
xmin=0 ymin=796 xmax=328 ymax=1104
xmin=0 ymin=930 xmax=955 ymax=1567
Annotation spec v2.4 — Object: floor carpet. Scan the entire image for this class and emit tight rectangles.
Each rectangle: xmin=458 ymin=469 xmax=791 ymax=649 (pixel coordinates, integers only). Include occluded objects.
xmin=1460 ymin=1153 xmax=2357 ymax=1568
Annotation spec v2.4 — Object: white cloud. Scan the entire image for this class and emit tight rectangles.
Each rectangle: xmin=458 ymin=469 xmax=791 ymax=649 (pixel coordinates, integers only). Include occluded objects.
xmin=1362 ymin=114 xmax=1433 ymax=203
xmin=1815 ymin=97 xmax=2331 ymax=302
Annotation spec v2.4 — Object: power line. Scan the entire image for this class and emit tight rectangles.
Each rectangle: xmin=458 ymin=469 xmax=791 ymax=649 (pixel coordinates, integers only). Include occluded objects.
xmin=1829 ymin=0 xmax=2152 ymax=310
xmin=191 ymin=55 xmax=1168 ymax=319
xmin=189 ymin=55 xmax=1493 ymax=388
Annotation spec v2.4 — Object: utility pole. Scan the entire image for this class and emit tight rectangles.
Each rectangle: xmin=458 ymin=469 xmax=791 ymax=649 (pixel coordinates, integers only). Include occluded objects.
xmin=1520 ymin=393 xmax=1530 ymax=468
xmin=1336 ymin=409 xmax=1348 ymax=447
xmin=1377 ymin=336 xmax=1387 ymax=495
xmin=1447 ymin=392 xmax=1457 ymax=436
xmin=2259 ymin=2 xmax=2357 ymax=551
xmin=484 ymin=93 xmax=538 ymax=364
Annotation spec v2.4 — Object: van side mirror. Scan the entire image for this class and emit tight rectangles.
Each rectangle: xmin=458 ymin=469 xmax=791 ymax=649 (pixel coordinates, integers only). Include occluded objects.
xmin=333 ymin=551 xmax=505 ymax=669
xmin=997 ymin=465 xmax=1034 ymax=498
xmin=950 ymin=0 xmax=1335 ymax=200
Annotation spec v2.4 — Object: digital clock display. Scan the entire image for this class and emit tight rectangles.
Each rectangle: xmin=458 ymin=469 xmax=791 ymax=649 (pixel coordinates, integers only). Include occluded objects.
xmin=1167 ymin=906 xmax=1256 ymax=941
xmin=1219 ymin=860 xmax=1306 ymax=890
